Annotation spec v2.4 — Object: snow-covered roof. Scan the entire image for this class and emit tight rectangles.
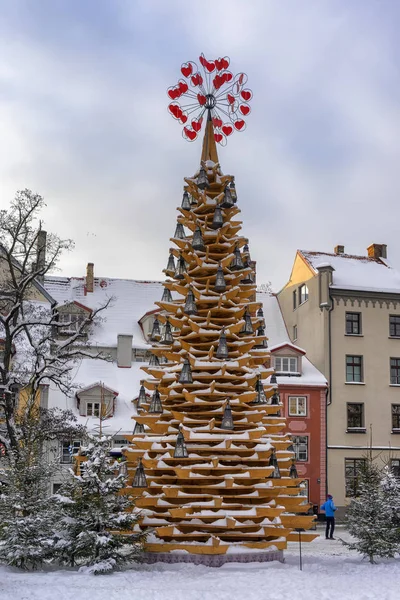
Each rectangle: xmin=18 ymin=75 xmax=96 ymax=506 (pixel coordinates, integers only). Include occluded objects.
xmin=300 ymin=250 xmax=400 ymax=294
xmin=44 ymin=276 xmax=163 ymax=348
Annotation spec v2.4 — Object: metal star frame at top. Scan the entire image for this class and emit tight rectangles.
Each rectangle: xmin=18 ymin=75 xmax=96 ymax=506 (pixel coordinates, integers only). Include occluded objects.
xmin=167 ymin=53 xmax=253 ymax=146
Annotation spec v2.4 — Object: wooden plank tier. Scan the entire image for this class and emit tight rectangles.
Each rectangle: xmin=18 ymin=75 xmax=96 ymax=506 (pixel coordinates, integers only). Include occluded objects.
xmin=124 ymin=132 xmax=316 ymax=556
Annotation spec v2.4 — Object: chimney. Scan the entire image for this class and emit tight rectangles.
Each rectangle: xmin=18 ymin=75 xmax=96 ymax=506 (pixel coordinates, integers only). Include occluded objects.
xmin=117 ymin=334 xmax=133 ymax=368
xmin=367 ymin=244 xmax=387 ymax=260
xmin=36 ymin=230 xmax=47 ymax=283
xmin=334 ymin=245 xmax=344 ymax=255
xmin=86 ymin=262 xmax=94 ymax=293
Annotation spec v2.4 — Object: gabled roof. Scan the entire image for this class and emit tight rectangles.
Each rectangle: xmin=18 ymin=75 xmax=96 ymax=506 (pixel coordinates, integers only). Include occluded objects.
xmin=58 ymin=300 xmax=92 ymax=313
xmin=268 ymin=342 xmax=306 ymax=356
xmin=299 ymin=250 xmax=400 ymax=294
xmin=76 ymin=381 xmax=119 ymax=398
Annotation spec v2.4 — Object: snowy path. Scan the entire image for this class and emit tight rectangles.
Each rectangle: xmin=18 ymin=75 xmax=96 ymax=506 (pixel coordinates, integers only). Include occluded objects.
xmin=0 ymin=528 xmax=399 ymax=600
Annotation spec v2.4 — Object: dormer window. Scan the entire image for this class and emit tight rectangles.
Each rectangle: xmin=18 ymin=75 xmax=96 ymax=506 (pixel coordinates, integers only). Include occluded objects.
xmin=274 ymin=356 xmax=299 ymax=374
xmin=87 ymin=402 xmax=100 ymax=417
xmin=55 ymin=301 xmax=92 ymax=338
xmin=58 ymin=312 xmax=86 ymax=334
xmin=76 ymin=383 xmax=118 ymax=418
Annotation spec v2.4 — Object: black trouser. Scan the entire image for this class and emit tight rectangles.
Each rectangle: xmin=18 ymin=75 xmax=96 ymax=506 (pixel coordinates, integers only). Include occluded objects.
xmin=326 ymin=516 xmax=335 ymax=538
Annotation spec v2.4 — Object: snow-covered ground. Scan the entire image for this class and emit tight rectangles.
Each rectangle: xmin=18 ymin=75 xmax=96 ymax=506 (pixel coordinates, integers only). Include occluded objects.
xmin=1 ymin=527 xmax=399 ymax=600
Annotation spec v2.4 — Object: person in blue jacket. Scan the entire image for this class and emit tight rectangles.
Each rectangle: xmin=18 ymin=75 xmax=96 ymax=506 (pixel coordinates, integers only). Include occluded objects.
xmin=320 ymin=494 xmax=337 ymax=539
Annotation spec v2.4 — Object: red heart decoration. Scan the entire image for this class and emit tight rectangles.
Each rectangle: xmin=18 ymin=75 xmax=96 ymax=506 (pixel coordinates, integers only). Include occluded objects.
xmin=241 ymin=89 xmax=252 ymax=102
xmin=222 ymin=57 xmax=230 ymax=70
xmin=204 ymin=60 xmax=215 ymax=73
xmin=199 ymin=54 xmax=207 ymax=68
xmin=178 ymin=80 xmax=188 ymax=95
xmin=192 ymin=118 xmax=203 ymax=132
xmin=214 ymin=132 xmax=223 ymax=143
xmin=191 ymin=73 xmax=203 ymax=87
xmin=227 ymin=94 xmax=235 ymax=105
xmin=213 ymin=74 xmax=223 ymax=90
xmin=197 ymin=93 xmax=206 ymax=106
xmin=234 ymin=119 xmax=245 ymax=131
xmin=181 ymin=62 xmax=193 ymax=78
xmin=184 ymin=127 xmax=197 ymax=141
xmin=223 ymin=71 xmax=233 ymax=83
xmin=212 ymin=117 xmax=222 ymax=128
xmin=222 ymin=124 xmax=233 ymax=136
xmin=215 ymin=56 xmax=230 ymax=71
xmin=180 ymin=113 xmax=188 ymax=124
xmin=167 ymin=87 xmax=179 ymax=100
xmin=239 ymin=104 xmax=250 ymax=116
xmin=168 ymin=103 xmax=182 ymax=119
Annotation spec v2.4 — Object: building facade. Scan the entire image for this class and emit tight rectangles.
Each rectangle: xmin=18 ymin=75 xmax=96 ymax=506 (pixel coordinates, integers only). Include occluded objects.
xmin=278 ymin=243 xmax=400 ymax=512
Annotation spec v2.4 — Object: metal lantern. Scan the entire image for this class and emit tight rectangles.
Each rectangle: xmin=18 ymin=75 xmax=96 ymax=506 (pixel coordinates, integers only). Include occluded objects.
xmin=149 ymin=387 xmax=163 ymax=413
xmin=179 ymin=358 xmax=193 ymax=384
xmin=137 ymin=383 xmax=147 ymax=409
xmin=119 ymin=460 xmax=128 ymax=476
xmin=270 ymin=389 xmax=280 ymax=405
xmin=254 ymin=324 xmax=267 ymax=348
xmin=241 ymin=264 xmax=255 ymax=285
xmin=192 ymin=226 xmax=205 ymax=251
xmin=149 ymin=353 xmax=160 ymax=367
xmin=174 ymin=254 xmax=187 ymax=280
xmin=174 ymin=223 xmax=186 ymax=240
xmin=215 ymin=328 xmax=229 ymax=360
xmin=230 ymin=244 xmax=244 ymax=270
xmin=211 ymin=205 xmax=224 ymax=230
xmin=289 ymin=459 xmax=298 ymax=479
xmin=229 ymin=178 xmax=237 ymax=202
xmin=243 ymin=242 xmax=250 ymax=255
xmin=181 ymin=190 xmax=191 ymax=210
xmin=220 ymin=400 xmax=234 ymax=430
xmin=161 ymin=287 xmax=173 ymax=303
xmin=257 ymin=307 xmax=264 ymax=318
xmin=160 ymin=317 xmax=174 ymax=345
xmin=132 ymin=458 xmax=147 ymax=487
xmin=255 ymin=375 xmax=267 ymax=404
xmin=149 ymin=317 xmax=161 ymax=341
xmin=214 ymin=264 xmax=227 ymax=293
xmin=240 ymin=306 xmax=253 ymax=335
xmin=270 ymin=373 xmax=277 ymax=385
xmin=133 ymin=421 xmax=145 ymax=435
xmin=197 ymin=166 xmax=209 ymax=190
xmin=184 ymin=287 xmax=198 ymax=315
xmin=220 ymin=185 xmax=234 ymax=209
xmin=166 ymin=251 xmax=176 ymax=273
xmin=174 ymin=428 xmax=188 ymax=458
xmin=190 ymin=193 xmax=197 ymax=206
xmin=269 ymin=450 xmax=281 ymax=479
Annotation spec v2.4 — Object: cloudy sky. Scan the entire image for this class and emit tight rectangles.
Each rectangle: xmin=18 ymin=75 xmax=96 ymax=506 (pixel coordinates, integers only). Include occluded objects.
xmin=1 ymin=0 xmax=399 ymax=290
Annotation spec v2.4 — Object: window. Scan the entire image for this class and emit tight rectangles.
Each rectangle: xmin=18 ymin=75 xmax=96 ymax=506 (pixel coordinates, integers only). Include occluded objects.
xmin=347 ymin=403 xmax=365 ymax=430
xmin=392 ymin=405 xmax=400 ymax=430
xmin=274 ymin=356 xmax=298 ymax=374
xmin=293 ymin=290 xmax=297 ymax=310
xmin=87 ymin=402 xmax=100 ymax=417
xmin=390 ymin=459 xmax=400 ymax=478
xmin=346 ymin=355 xmax=363 ymax=382
xmin=61 ymin=440 xmax=80 ymax=464
xmin=345 ymin=458 xmax=366 ymax=497
xmin=299 ymin=284 xmax=309 ymax=305
xmin=390 ymin=358 xmax=400 ymax=385
xmin=346 ymin=312 xmax=361 ymax=335
xmin=389 ymin=315 xmax=400 ymax=338
xmin=59 ymin=312 xmax=86 ymax=334
xmin=293 ymin=325 xmax=297 ymax=341
xmin=288 ymin=396 xmax=307 ymax=416
xmin=292 ymin=436 xmax=308 ymax=461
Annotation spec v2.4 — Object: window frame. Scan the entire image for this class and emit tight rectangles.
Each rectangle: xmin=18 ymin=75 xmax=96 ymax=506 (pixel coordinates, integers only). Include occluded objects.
xmin=87 ymin=402 xmax=100 ymax=417
xmin=292 ymin=435 xmax=308 ymax=462
xmin=288 ymin=396 xmax=307 ymax=417
xmin=293 ymin=324 xmax=298 ymax=341
xmin=390 ymin=458 xmax=400 ymax=478
xmin=346 ymin=402 xmax=365 ymax=431
xmin=60 ymin=440 xmax=81 ymax=464
xmin=293 ymin=290 xmax=297 ymax=310
xmin=345 ymin=458 xmax=366 ymax=498
xmin=391 ymin=404 xmax=400 ymax=431
xmin=346 ymin=312 xmax=362 ymax=335
xmin=390 ymin=358 xmax=400 ymax=385
xmin=274 ymin=356 xmax=299 ymax=374
xmin=298 ymin=284 xmax=309 ymax=305
xmin=389 ymin=315 xmax=400 ymax=338
xmin=346 ymin=355 xmax=363 ymax=383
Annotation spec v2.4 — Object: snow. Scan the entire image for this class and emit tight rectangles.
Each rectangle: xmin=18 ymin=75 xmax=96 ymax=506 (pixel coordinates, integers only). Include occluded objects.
xmin=1 ymin=528 xmax=399 ymax=600
xmin=301 ymin=250 xmax=400 ymax=294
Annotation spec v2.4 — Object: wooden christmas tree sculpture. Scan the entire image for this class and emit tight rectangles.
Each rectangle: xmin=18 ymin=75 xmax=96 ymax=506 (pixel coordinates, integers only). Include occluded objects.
xmin=125 ymin=55 xmax=317 ymax=563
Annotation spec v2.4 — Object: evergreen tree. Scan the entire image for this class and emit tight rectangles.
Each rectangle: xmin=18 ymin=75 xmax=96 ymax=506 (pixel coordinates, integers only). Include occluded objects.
xmin=381 ymin=467 xmax=400 ymax=547
xmin=56 ymin=435 xmax=145 ymax=574
xmin=343 ymin=460 xmax=398 ymax=563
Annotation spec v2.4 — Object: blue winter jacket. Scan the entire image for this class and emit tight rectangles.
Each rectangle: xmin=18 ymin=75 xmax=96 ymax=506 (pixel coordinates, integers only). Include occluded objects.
xmin=320 ymin=498 xmax=337 ymax=517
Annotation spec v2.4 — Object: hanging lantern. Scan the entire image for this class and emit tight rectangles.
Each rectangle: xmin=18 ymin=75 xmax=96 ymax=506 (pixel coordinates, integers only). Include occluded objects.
xmin=254 ymin=324 xmax=268 ymax=348
xmin=197 ymin=166 xmax=209 ymax=190
xmin=174 ymin=427 xmax=188 ymax=458
xmin=149 ymin=317 xmax=161 ymax=341
xmin=220 ymin=400 xmax=234 ymax=430
xmin=149 ymin=353 xmax=160 ymax=367
xmin=243 ymin=242 xmax=250 ymax=256
xmin=240 ymin=306 xmax=253 ymax=335
xmin=241 ymin=262 xmax=255 ymax=285
xmin=161 ymin=287 xmax=173 ymax=303
xmin=190 ymin=193 xmax=197 ymax=206
xmin=160 ymin=317 xmax=174 ymax=345
xmin=215 ymin=328 xmax=229 ymax=360
xmin=220 ymin=185 xmax=234 ymax=209
xmin=119 ymin=460 xmax=128 ymax=476
xmin=214 ymin=264 xmax=226 ymax=293
xmin=181 ymin=190 xmax=191 ymax=210
xmin=184 ymin=287 xmax=198 ymax=315
xmin=257 ymin=307 xmax=264 ymax=318
xmin=270 ymin=373 xmax=277 ymax=385
xmin=132 ymin=458 xmax=147 ymax=487
xmin=149 ymin=387 xmax=163 ymax=413
xmin=230 ymin=244 xmax=244 ymax=270
xmin=174 ymin=254 xmax=187 ymax=280
xmin=173 ymin=223 xmax=186 ymax=240
xmin=211 ymin=204 xmax=223 ymax=230
xmin=229 ymin=178 xmax=237 ymax=202
xmin=133 ymin=421 xmax=145 ymax=435
xmin=255 ymin=375 xmax=267 ymax=404
xmin=192 ymin=226 xmax=205 ymax=251
xmin=269 ymin=450 xmax=281 ymax=479
xmin=166 ymin=251 xmax=176 ymax=273
xmin=137 ymin=383 xmax=147 ymax=409
xmin=179 ymin=358 xmax=193 ymax=384
xmin=289 ymin=459 xmax=298 ymax=479
xmin=270 ymin=389 xmax=280 ymax=405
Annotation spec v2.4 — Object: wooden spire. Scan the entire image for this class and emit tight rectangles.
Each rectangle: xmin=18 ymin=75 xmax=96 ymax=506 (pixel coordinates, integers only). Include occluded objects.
xmin=201 ymin=110 xmax=219 ymax=164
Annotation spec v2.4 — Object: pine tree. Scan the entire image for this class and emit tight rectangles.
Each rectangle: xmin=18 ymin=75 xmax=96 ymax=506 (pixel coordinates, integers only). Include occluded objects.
xmin=56 ymin=435 xmax=145 ymax=574
xmin=343 ymin=460 xmax=398 ymax=563
xmin=381 ymin=467 xmax=400 ymax=548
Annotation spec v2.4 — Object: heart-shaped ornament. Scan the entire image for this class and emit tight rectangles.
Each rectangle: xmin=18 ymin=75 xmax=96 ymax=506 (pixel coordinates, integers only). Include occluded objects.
xmin=197 ymin=93 xmax=206 ymax=106
xmin=192 ymin=118 xmax=203 ymax=132
xmin=223 ymin=71 xmax=233 ymax=83
xmin=178 ymin=80 xmax=188 ymax=95
xmin=212 ymin=116 xmax=223 ymax=128
xmin=180 ymin=112 xmax=188 ymax=124
xmin=222 ymin=124 xmax=233 ymax=136
xmin=181 ymin=62 xmax=193 ymax=78
xmin=204 ymin=60 xmax=215 ymax=73
xmin=168 ymin=103 xmax=182 ymax=119
xmin=167 ymin=87 xmax=179 ymax=100
xmin=191 ymin=73 xmax=203 ymax=87
xmin=240 ymin=89 xmax=252 ymax=102
xmin=239 ymin=104 xmax=251 ymax=116
xmin=234 ymin=119 xmax=246 ymax=131
xmin=227 ymin=93 xmax=235 ymax=105
xmin=184 ymin=127 xmax=197 ymax=141
xmin=214 ymin=132 xmax=223 ymax=143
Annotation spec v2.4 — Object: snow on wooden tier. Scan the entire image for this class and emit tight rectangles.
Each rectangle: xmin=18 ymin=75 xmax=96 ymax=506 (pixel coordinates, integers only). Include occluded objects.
xmin=123 ymin=120 xmax=317 ymax=555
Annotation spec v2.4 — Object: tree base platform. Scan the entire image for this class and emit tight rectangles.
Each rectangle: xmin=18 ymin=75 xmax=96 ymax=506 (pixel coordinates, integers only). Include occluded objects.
xmin=139 ymin=550 xmax=284 ymax=567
